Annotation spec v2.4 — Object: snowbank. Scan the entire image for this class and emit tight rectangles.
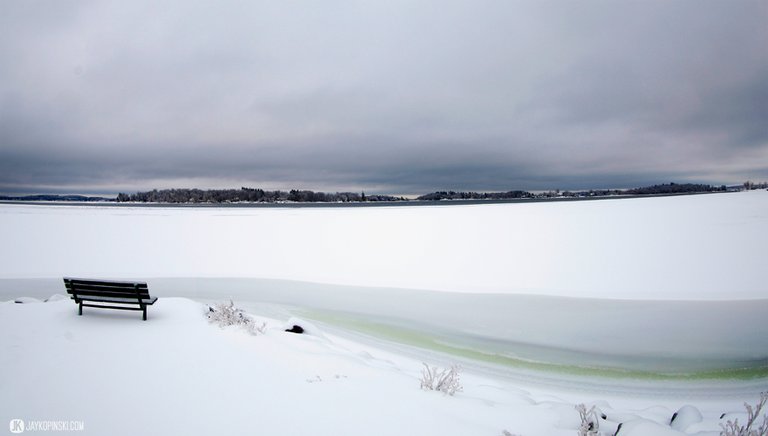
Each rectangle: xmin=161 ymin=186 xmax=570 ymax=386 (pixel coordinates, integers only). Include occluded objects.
xmin=0 ymin=297 xmax=760 ymax=436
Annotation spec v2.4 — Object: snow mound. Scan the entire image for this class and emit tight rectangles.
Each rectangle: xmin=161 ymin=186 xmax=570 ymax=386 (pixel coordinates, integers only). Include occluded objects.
xmin=670 ymin=405 xmax=703 ymax=431
xmin=14 ymin=296 xmax=42 ymax=303
xmin=616 ymin=418 xmax=682 ymax=436
xmin=44 ymin=294 xmax=69 ymax=302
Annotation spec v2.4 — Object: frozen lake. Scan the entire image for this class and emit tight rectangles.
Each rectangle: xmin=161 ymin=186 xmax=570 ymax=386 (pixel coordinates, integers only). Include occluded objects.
xmin=1 ymin=191 xmax=767 ymax=387
xmin=1 ymin=191 xmax=766 ymax=299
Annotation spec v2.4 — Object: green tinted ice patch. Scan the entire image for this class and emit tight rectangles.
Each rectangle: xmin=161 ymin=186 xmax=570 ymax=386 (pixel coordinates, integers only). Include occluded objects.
xmin=299 ymin=310 xmax=768 ymax=381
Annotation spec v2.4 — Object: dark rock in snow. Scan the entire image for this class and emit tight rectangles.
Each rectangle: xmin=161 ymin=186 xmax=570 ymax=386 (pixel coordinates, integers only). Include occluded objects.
xmin=285 ymin=325 xmax=304 ymax=334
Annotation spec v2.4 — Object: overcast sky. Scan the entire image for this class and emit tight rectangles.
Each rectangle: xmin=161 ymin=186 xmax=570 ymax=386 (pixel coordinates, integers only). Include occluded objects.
xmin=1 ymin=0 xmax=766 ymax=195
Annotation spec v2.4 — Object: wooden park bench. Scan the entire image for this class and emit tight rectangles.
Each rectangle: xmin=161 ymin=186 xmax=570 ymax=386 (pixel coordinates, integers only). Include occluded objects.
xmin=64 ymin=278 xmax=158 ymax=321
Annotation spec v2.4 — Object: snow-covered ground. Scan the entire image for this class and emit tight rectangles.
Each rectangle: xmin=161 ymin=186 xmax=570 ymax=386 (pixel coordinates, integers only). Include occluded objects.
xmin=0 ymin=297 xmax=764 ymax=436
xmin=1 ymin=191 xmax=767 ymax=435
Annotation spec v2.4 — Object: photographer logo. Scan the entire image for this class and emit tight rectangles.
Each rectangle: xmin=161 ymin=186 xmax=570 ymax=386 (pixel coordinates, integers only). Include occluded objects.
xmin=10 ymin=419 xmax=24 ymax=434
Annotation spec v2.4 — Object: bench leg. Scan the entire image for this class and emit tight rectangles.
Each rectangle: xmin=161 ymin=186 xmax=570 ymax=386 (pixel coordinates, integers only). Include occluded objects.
xmin=79 ymin=302 xmax=83 ymax=316
xmin=142 ymin=306 xmax=147 ymax=321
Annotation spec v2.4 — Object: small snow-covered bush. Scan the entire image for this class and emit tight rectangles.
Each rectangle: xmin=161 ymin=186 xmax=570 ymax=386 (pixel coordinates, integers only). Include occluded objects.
xmin=575 ymin=404 xmax=601 ymax=436
xmin=419 ymin=363 xmax=462 ymax=396
xmin=720 ymin=392 xmax=768 ymax=436
xmin=207 ymin=300 xmax=265 ymax=335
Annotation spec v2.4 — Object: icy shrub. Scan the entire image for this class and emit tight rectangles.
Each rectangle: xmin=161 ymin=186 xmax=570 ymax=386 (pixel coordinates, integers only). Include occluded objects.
xmin=720 ymin=392 xmax=768 ymax=436
xmin=575 ymin=404 xmax=601 ymax=436
xmin=419 ymin=363 xmax=462 ymax=396
xmin=207 ymin=300 xmax=266 ymax=335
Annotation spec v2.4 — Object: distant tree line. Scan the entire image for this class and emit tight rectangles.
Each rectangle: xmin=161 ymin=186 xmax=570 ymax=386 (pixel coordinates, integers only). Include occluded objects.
xmin=116 ymin=187 xmax=405 ymax=203
xmin=0 ymin=194 xmax=111 ymax=202
xmin=115 ymin=183 xmax=727 ymax=204
xmin=1 ymin=182 xmax=735 ymax=204
xmin=742 ymin=180 xmax=768 ymax=190
xmin=624 ymin=183 xmax=725 ymax=195
xmin=559 ymin=189 xmax=623 ymax=197
xmin=417 ymin=183 xmax=727 ymax=201
xmin=416 ymin=190 xmax=534 ymax=201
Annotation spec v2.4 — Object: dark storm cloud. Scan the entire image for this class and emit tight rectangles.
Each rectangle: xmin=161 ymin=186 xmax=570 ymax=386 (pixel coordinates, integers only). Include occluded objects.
xmin=1 ymin=0 xmax=766 ymax=195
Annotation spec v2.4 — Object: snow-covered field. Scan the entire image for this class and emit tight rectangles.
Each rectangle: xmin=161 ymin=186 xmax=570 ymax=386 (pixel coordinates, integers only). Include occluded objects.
xmin=1 ymin=297 xmax=765 ymax=436
xmin=1 ymin=191 xmax=767 ymax=435
xmin=1 ymin=191 xmax=766 ymax=299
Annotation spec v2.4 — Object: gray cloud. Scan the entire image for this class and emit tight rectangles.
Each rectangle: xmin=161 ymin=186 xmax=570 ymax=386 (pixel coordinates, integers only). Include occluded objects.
xmin=1 ymin=0 xmax=766 ymax=195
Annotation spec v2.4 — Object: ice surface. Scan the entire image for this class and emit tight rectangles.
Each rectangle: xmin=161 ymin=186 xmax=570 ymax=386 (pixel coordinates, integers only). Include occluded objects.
xmin=1 ymin=191 xmax=766 ymax=299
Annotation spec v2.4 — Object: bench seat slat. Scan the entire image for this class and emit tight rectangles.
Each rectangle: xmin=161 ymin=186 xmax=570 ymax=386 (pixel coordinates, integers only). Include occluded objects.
xmin=64 ymin=278 xmax=149 ymax=288
xmin=65 ymin=283 xmax=149 ymax=293
xmin=69 ymin=290 xmax=151 ymax=299
xmin=75 ymin=295 xmax=158 ymax=305
xmin=80 ymin=303 xmax=145 ymax=311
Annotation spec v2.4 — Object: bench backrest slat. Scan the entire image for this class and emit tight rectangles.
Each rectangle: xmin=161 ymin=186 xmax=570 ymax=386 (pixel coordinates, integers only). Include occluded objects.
xmin=64 ymin=278 xmax=150 ymax=299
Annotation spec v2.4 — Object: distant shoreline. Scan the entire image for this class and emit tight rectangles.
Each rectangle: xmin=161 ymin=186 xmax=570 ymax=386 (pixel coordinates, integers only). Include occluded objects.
xmin=0 ymin=190 xmax=729 ymax=208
